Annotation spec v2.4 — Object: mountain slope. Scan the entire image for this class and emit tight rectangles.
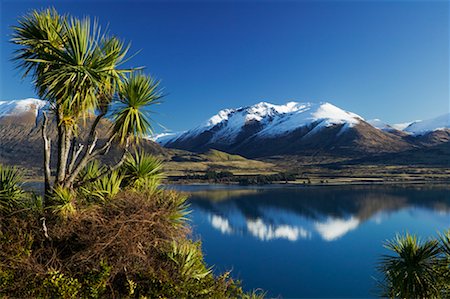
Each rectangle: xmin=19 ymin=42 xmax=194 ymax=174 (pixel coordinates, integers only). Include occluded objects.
xmin=156 ymin=101 xmax=412 ymax=157
xmin=404 ymin=113 xmax=450 ymax=135
xmin=0 ymin=99 xmax=168 ymax=170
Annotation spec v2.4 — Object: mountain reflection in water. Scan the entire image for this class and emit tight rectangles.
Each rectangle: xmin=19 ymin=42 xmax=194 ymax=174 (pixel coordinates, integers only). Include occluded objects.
xmin=169 ymin=185 xmax=450 ymax=297
xmin=186 ymin=186 xmax=450 ymax=242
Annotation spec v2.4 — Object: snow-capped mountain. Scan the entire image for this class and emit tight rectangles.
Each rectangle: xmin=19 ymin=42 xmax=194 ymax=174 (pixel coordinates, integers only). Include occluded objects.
xmin=158 ymin=102 xmax=363 ymax=146
xmin=404 ymin=113 xmax=450 ymax=135
xmin=0 ymin=98 xmax=47 ymax=120
xmin=155 ymin=101 xmax=412 ymax=157
xmin=1 ymin=98 xmax=448 ymax=159
xmin=367 ymin=119 xmax=395 ymax=131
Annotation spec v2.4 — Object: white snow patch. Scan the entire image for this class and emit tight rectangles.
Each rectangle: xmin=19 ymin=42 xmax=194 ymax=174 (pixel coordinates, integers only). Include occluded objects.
xmin=314 ymin=216 xmax=360 ymax=241
xmin=404 ymin=113 xmax=450 ymax=135
xmin=151 ymin=132 xmax=184 ymax=145
xmin=209 ymin=214 xmax=233 ymax=234
xmin=157 ymin=101 xmax=364 ymax=145
xmin=392 ymin=122 xmax=415 ymax=131
xmin=0 ymin=98 xmax=47 ymax=117
xmin=246 ymin=218 xmax=311 ymax=241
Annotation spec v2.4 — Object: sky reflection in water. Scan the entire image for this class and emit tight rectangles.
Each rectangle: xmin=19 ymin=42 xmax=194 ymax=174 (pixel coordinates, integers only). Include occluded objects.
xmin=169 ymin=185 xmax=450 ymax=298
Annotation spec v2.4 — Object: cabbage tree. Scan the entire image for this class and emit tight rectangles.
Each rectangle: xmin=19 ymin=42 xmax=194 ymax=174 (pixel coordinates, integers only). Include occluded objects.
xmin=12 ymin=8 xmax=161 ymax=195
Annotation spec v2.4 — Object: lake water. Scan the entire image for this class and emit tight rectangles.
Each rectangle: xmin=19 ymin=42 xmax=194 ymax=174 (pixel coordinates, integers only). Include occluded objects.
xmin=168 ymin=184 xmax=450 ymax=298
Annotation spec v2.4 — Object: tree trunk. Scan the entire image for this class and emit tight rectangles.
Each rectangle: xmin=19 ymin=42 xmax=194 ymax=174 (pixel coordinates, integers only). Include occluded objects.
xmin=61 ymin=125 xmax=73 ymax=179
xmin=41 ymin=112 xmax=52 ymax=197
xmin=55 ymin=111 xmax=73 ymax=185
xmin=55 ymin=110 xmax=65 ymax=185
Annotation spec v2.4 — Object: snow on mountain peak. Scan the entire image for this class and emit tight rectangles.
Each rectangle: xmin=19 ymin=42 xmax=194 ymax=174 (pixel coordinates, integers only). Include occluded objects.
xmin=404 ymin=113 xmax=450 ymax=135
xmin=255 ymin=102 xmax=363 ymax=138
xmin=0 ymin=98 xmax=47 ymax=118
xmin=156 ymin=101 xmax=364 ymax=145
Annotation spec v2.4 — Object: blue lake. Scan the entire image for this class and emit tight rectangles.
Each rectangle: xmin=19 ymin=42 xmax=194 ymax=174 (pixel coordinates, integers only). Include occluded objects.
xmin=169 ymin=184 xmax=450 ymax=298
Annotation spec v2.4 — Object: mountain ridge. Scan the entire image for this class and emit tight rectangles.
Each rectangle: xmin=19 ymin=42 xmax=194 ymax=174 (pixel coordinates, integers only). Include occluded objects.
xmin=1 ymin=99 xmax=449 ymax=159
xmin=152 ymin=101 xmax=448 ymax=158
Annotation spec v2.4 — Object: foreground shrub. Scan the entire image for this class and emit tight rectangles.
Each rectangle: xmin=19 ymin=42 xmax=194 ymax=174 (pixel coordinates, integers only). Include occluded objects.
xmin=82 ymin=171 xmax=124 ymax=202
xmin=121 ymin=151 xmax=164 ymax=191
xmin=378 ymin=232 xmax=450 ymax=298
xmin=0 ymin=164 xmax=25 ymax=213
xmin=0 ymin=188 xmax=257 ymax=298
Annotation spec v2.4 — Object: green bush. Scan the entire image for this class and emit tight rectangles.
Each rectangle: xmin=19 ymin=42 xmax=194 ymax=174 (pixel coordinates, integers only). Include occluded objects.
xmin=82 ymin=171 xmax=124 ymax=202
xmin=121 ymin=151 xmax=164 ymax=191
xmin=0 ymin=164 xmax=25 ymax=213
xmin=379 ymin=232 xmax=450 ymax=298
xmin=0 ymin=185 xmax=260 ymax=298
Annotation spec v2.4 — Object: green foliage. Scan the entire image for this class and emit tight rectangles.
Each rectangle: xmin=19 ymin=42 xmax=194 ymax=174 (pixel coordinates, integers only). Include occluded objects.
xmin=0 ymin=164 xmax=25 ymax=213
xmin=12 ymin=8 xmax=130 ymax=121
xmin=49 ymin=185 xmax=76 ymax=218
xmin=82 ymin=171 xmax=123 ymax=202
xmin=114 ymin=73 xmax=162 ymax=144
xmin=79 ymin=261 xmax=111 ymax=298
xmin=77 ymin=160 xmax=104 ymax=184
xmin=7 ymin=7 xmax=261 ymax=299
xmin=43 ymin=270 xmax=82 ymax=299
xmin=0 ymin=269 xmax=15 ymax=291
xmin=157 ymin=190 xmax=191 ymax=227
xmin=238 ymin=172 xmax=296 ymax=185
xmin=205 ymin=169 xmax=234 ymax=181
xmin=121 ymin=151 xmax=164 ymax=191
xmin=167 ymin=240 xmax=212 ymax=281
xmin=379 ymin=233 xmax=445 ymax=298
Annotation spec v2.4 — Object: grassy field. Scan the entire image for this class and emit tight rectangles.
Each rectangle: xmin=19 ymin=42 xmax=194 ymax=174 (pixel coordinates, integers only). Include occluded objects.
xmin=16 ymin=149 xmax=450 ymax=186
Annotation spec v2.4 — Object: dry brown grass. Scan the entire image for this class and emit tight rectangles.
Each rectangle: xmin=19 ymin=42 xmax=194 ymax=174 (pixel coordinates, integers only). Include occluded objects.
xmin=0 ymin=189 xmax=195 ymax=297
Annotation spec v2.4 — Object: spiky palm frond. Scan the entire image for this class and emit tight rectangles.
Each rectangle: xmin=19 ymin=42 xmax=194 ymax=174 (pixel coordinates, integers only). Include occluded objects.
xmin=11 ymin=8 xmax=66 ymax=86
xmin=167 ymin=240 xmax=212 ymax=281
xmin=379 ymin=233 xmax=442 ymax=298
xmin=49 ymin=186 xmax=76 ymax=218
xmin=114 ymin=73 xmax=162 ymax=144
xmin=0 ymin=165 xmax=25 ymax=213
xmin=163 ymin=191 xmax=190 ymax=227
xmin=82 ymin=171 xmax=123 ymax=202
xmin=76 ymin=160 xmax=104 ymax=184
xmin=437 ymin=230 xmax=450 ymax=295
xmin=440 ymin=230 xmax=450 ymax=257
xmin=12 ymin=9 xmax=131 ymax=123
xmin=121 ymin=151 xmax=164 ymax=190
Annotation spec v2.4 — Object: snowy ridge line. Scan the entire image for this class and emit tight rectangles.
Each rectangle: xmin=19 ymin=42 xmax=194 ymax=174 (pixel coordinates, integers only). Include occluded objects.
xmin=0 ymin=98 xmax=47 ymax=117
xmin=154 ymin=101 xmax=365 ymax=145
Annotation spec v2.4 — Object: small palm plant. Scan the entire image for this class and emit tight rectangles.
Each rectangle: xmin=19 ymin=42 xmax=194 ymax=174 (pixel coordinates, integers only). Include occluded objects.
xmin=167 ymin=240 xmax=212 ymax=281
xmin=121 ymin=151 xmax=164 ymax=191
xmin=438 ymin=230 xmax=450 ymax=296
xmin=76 ymin=160 xmax=104 ymax=184
xmin=84 ymin=171 xmax=123 ymax=202
xmin=0 ymin=164 xmax=25 ymax=213
xmin=379 ymin=233 xmax=442 ymax=298
xmin=49 ymin=186 xmax=76 ymax=218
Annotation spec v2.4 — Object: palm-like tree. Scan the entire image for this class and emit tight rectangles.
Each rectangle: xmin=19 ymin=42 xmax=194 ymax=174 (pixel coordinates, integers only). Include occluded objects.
xmin=12 ymin=8 xmax=161 ymax=195
xmin=379 ymin=233 xmax=442 ymax=298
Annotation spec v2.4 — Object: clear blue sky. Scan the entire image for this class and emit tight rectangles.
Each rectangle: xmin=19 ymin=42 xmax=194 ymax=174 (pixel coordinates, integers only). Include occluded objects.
xmin=1 ymin=0 xmax=449 ymax=133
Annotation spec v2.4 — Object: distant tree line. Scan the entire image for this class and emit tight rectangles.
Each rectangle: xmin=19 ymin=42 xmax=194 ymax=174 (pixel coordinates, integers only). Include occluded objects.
xmin=183 ymin=169 xmax=297 ymax=185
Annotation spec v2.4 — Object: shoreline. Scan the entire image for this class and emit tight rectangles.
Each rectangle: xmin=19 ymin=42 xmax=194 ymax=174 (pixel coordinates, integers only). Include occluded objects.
xmin=23 ymin=178 xmax=450 ymax=192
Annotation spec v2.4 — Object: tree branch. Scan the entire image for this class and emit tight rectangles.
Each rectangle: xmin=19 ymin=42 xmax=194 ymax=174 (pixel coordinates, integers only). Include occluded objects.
xmin=91 ymin=133 xmax=117 ymax=157
xmin=74 ymin=138 xmax=130 ymax=188
xmin=63 ymin=113 xmax=105 ymax=187
xmin=67 ymin=137 xmax=84 ymax=174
